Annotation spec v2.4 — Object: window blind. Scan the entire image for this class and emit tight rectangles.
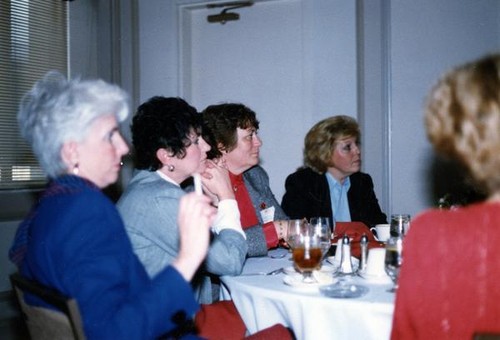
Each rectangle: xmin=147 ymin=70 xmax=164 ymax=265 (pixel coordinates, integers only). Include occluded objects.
xmin=0 ymin=0 xmax=68 ymax=189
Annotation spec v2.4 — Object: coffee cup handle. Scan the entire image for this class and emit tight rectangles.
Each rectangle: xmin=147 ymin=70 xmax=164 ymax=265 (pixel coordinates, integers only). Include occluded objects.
xmin=369 ymin=227 xmax=377 ymax=236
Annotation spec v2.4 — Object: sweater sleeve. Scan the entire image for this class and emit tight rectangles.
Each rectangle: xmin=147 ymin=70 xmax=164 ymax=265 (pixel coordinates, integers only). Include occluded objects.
xmin=242 ymin=166 xmax=288 ymax=256
xmin=205 ymin=229 xmax=248 ymax=276
xmin=212 ymin=199 xmax=245 ymax=238
xmin=244 ymin=226 xmax=269 ymax=257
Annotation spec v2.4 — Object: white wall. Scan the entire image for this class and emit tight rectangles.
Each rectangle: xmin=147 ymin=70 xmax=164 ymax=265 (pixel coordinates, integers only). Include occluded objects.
xmin=358 ymin=0 xmax=390 ymax=216
xmin=386 ymin=0 xmax=500 ymax=216
xmin=358 ymin=0 xmax=500 ymax=218
xmin=175 ymin=0 xmax=358 ymax=202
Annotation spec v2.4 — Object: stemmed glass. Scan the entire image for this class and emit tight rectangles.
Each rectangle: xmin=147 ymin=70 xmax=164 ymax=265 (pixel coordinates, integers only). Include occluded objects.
xmin=390 ymin=214 xmax=411 ymax=237
xmin=286 ymin=219 xmax=307 ymax=251
xmin=384 ymin=235 xmax=403 ymax=292
xmin=330 ymin=216 xmax=337 ymax=240
xmin=309 ymin=217 xmax=332 ymax=260
xmin=292 ymin=223 xmax=323 ymax=283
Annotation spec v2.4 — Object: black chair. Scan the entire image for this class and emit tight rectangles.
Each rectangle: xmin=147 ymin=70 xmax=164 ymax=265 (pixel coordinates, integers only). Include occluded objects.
xmin=10 ymin=273 xmax=86 ymax=340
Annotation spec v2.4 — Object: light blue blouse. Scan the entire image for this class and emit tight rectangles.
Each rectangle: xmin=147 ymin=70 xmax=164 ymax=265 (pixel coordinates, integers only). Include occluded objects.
xmin=326 ymin=172 xmax=351 ymax=222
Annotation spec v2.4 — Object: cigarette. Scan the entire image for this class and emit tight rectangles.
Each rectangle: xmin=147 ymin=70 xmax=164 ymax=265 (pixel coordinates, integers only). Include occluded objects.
xmin=193 ymin=173 xmax=202 ymax=195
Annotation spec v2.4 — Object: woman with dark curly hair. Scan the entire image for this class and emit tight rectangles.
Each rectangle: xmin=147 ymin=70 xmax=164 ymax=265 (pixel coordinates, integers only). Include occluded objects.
xmin=281 ymin=115 xmax=387 ymax=229
xmin=117 ymin=97 xmax=293 ymax=339
xmin=117 ymin=97 xmax=247 ymax=305
xmin=391 ymin=54 xmax=500 ymax=339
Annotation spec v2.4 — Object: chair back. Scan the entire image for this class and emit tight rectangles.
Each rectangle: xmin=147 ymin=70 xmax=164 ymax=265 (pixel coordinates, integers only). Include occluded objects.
xmin=473 ymin=334 xmax=500 ymax=340
xmin=10 ymin=273 xmax=86 ymax=340
xmin=334 ymin=222 xmax=383 ymax=258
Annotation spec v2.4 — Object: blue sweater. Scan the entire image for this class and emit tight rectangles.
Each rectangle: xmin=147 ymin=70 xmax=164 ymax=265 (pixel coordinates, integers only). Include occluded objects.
xmin=11 ymin=175 xmax=199 ymax=339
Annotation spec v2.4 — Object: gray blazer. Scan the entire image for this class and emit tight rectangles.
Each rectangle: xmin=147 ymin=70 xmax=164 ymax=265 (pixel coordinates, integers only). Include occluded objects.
xmin=243 ymin=165 xmax=288 ymax=257
xmin=117 ymin=170 xmax=248 ymax=304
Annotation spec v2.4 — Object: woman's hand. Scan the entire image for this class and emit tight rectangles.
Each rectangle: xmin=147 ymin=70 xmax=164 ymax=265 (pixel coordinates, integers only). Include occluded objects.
xmin=273 ymin=220 xmax=289 ymax=241
xmin=200 ymin=160 xmax=235 ymax=201
xmin=172 ymin=192 xmax=217 ymax=281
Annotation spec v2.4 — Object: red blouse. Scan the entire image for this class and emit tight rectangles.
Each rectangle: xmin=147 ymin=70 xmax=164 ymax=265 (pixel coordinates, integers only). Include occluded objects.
xmin=229 ymin=172 xmax=279 ymax=249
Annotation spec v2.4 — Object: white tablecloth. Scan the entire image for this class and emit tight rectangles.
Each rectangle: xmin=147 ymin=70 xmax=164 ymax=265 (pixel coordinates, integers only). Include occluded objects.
xmin=220 ymin=248 xmax=395 ymax=340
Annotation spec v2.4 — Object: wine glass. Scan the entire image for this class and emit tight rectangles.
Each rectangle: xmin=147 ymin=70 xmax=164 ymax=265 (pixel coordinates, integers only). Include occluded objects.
xmin=309 ymin=217 xmax=332 ymax=260
xmin=331 ymin=216 xmax=337 ymax=240
xmin=390 ymin=214 xmax=411 ymax=237
xmin=292 ymin=223 xmax=323 ymax=283
xmin=286 ymin=219 xmax=307 ymax=251
xmin=384 ymin=235 xmax=403 ymax=292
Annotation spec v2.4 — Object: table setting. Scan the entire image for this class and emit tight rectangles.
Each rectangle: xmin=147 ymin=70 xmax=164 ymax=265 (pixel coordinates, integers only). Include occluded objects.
xmin=219 ymin=216 xmax=412 ymax=339
xmin=221 ymin=250 xmax=395 ymax=339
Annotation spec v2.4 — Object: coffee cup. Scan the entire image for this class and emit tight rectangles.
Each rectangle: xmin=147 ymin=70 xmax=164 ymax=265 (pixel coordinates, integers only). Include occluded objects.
xmin=365 ymin=248 xmax=387 ymax=277
xmin=370 ymin=224 xmax=390 ymax=242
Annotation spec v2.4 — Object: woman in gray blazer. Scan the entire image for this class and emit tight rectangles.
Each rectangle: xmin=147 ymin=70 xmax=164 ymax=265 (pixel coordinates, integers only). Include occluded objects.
xmin=202 ymin=103 xmax=289 ymax=257
xmin=117 ymin=97 xmax=248 ymax=305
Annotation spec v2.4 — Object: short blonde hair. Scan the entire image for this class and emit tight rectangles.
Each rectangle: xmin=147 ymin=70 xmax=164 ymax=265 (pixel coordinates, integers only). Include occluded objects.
xmin=304 ymin=115 xmax=360 ymax=174
xmin=425 ymin=54 xmax=500 ymax=195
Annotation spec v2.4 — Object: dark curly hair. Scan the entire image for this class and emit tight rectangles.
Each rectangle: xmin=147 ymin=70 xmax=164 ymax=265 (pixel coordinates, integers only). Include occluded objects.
xmin=201 ymin=103 xmax=259 ymax=160
xmin=131 ymin=96 xmax=200 ymax=171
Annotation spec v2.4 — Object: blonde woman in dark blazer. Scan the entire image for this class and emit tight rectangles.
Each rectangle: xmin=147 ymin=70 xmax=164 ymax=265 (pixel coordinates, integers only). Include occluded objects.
xmin=282 ymin=115 xmax=387 ymax=228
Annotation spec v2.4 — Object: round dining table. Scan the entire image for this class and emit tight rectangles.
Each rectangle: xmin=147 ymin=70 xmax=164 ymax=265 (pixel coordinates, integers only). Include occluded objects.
xmin=220 ymin=248 xmax=395 ymax=340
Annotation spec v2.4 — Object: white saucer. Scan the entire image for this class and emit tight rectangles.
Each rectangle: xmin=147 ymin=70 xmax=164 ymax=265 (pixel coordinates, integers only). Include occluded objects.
xmin=283 ymin=272 xmax=336 ymax=289
xmin=283 ymin=265 xmax=335 ymax=276
xmin=358 ymin=271 xmax=392 ymax=284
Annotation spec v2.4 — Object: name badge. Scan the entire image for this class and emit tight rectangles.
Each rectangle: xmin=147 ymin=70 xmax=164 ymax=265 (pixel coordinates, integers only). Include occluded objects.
xmin=260 ymin=206 xmax=275 ymax=224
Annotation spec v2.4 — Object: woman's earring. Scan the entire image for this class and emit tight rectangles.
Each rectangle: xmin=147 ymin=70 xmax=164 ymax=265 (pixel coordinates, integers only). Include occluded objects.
xmin=73 ymin=163 xmax=79 ymax=175
xmin=167 ymin=164 xmax=175 ymax=172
